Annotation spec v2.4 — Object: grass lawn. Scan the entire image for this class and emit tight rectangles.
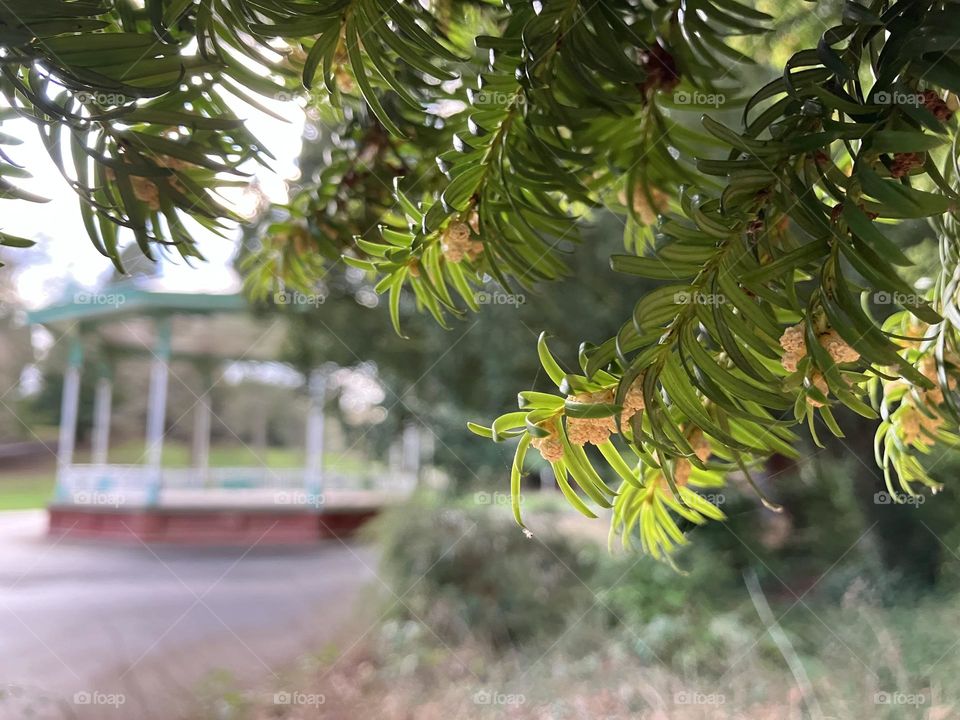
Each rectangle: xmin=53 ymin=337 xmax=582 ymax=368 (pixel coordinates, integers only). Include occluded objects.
xmin=0 ymin=471 xmax=55 ymax=511
xmin=73 ymin=440 xmax=378 ymax=473
xmin=74 ymin=442 xmax=307 ymax=468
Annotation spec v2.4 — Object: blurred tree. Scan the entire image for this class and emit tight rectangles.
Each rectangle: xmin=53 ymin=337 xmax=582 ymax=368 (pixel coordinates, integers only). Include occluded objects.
xmin=0 ymin=255 xmax=37 ymax=440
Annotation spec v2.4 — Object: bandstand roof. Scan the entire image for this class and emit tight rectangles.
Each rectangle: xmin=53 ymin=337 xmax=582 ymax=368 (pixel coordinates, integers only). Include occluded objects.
xmin=27 ymin=275 xmax=288 ymax=362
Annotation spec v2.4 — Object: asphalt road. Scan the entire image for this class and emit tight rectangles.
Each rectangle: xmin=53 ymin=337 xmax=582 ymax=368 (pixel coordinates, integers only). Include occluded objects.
xmin=0 ymin=510 xmax=377 ymax=720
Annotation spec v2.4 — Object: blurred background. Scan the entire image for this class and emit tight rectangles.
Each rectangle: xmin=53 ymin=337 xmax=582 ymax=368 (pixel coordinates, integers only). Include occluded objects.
xmin=3 ymin=2 xmax=960 ymax=719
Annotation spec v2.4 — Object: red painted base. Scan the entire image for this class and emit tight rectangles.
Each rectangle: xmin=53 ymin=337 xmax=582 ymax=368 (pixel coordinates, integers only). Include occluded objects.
xmin=47 ymin=505 xmax=378 ymax=544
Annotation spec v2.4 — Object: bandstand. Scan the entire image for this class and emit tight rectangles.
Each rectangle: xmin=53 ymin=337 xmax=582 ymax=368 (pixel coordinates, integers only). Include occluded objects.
xmin=27 ymin=277 xmax=416 ymax=543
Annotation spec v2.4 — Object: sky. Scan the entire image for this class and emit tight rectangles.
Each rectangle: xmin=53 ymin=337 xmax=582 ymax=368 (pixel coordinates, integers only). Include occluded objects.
xmin=2 ymin=94 xmax=306 ymax=310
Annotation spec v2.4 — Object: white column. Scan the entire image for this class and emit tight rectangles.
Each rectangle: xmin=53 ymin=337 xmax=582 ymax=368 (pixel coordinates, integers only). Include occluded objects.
xmin=304 ymin=370 xmax=326 ymax=498
xmin=388 ymin=440 xmax=403 ymax=477
xmin=57 ymin=336 xmax=84 ymax=472
xmin=91 ymin=368 xmax=112 ymax=466
xmin=401 ymin=421 xmax=421 ymax=486
xmin=145 ymin=318 xmax=172 ymax=502
xmin=420 ymin=429 xmax=435 ymax=489
xmin=192 ymin=365 xmax=212 ymax=486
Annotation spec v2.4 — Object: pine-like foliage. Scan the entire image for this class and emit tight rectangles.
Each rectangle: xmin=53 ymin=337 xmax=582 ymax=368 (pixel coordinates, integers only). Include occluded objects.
xmin=4 ymin=0 xmax=960 ymax=559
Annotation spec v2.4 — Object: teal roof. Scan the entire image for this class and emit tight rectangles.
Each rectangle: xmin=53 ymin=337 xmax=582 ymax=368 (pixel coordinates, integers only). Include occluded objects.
xmin=27 ymin=280 xmax=248 ymax=326
xmin=27 ymin=278 xmax=287 ymax=362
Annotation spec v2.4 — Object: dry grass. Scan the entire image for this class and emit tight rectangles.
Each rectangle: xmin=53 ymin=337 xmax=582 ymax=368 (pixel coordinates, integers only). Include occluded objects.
xmin=192 ymin=595 xmax=960 ymax=720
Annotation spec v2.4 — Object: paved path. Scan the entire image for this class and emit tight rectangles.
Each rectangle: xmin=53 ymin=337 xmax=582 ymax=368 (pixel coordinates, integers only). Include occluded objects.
xmin=0 ymin=511 xmax=377 ymax=720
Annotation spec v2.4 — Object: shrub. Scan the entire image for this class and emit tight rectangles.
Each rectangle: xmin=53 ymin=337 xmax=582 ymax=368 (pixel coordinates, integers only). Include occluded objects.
xmin=369 ymin=493 xmax=601 ymax=650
